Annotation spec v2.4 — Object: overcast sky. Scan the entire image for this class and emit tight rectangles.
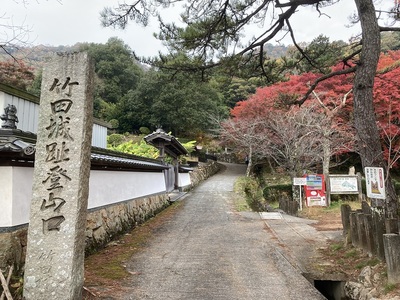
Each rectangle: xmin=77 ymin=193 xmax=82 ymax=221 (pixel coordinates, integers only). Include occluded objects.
xmin=3 ymin=0 xmax=391 ymax=57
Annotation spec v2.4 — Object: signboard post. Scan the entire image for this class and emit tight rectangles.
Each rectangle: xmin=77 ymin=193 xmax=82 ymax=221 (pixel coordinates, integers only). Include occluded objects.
xmin=365 ymin=167 xmax=386 ymax=207
xmin=293 ymin=177 xmax=307 ymax=211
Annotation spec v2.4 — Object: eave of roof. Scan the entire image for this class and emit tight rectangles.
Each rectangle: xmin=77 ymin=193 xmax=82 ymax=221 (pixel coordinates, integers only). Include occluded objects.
xmin=0 ymin=130 xmax=168 ymax=171
xmin=90 ymin=151 xmax=168 ymax=172
xmin=144 ymin=129 xmax=188 ymax=157
xmin=179 ymin=165 xmax=193 ymax=173
xmin=0 ymin=129 xmax=36 ymax=158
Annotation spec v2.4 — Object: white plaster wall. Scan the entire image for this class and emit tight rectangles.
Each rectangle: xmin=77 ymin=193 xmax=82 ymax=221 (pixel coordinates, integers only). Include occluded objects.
xmin=0 ymin=91 xmax=6 ymax=112
xmin=88 ymin=170 xmax=166 ymax=209
xmin=0 ymin=167 xmax=13 ymax=227
xmin=12 ymin=167 xmax=34 ymax=226
xmin=178 ymin=172 xmax=191 ymax=188
xmin=0 ymin=166 xmax=169 ymax=227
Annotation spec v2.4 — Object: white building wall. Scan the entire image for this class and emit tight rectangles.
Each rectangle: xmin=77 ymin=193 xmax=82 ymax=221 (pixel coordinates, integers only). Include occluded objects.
xmin=0 ymin=166 xmax=169 ymax=228
xmin=0 ymin=92 xmax=6 ymax=117
xmin=178 ymin=173 xmax=191 ymax=188
xmin=0 ymin=167 xmax=13 ymax=227
xmin=12 ymin=167 xmax=34 ymax=226
xmin=88 ymin=170 xmax=166 ymax=209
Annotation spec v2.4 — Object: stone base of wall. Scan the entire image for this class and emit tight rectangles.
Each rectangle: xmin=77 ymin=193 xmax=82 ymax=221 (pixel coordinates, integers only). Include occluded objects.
xmin=85 ymin=194 xmax=170 ymax=255
xmin=0 ymin=228 xmax=27 ymax=273
xmin=189 ymin=161 xmax=221 ymax=189
xmin=0 ymin=194 xmax=170 ymax=273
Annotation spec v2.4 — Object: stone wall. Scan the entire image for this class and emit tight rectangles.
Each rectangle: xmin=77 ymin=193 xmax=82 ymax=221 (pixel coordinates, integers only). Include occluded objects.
xmin=85 ymin=194 xmax=170 ymax=255
xmin=341 ymin=202 xmax=386 ymax=260
xmin=188 ymin=161 xmax=221 ymax=189
xmin=0 ymin=228 xmax=27 ymax=273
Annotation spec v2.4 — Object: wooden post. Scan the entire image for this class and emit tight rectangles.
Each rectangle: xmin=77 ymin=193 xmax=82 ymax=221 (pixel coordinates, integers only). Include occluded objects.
xmin=0 ymin=266 xmax=13 ymax=300
xmin=373 ymin=210 xmax=386 ymax=261
xmin=383 ymin=234 xmax=400 ymax=284
xmin=341 ymin=204 xmax=351 ymax=236
xmin=357 ymin=172 xmax=363 ymax=201
xmin=350 ymin=212 xmax=359 ymax=247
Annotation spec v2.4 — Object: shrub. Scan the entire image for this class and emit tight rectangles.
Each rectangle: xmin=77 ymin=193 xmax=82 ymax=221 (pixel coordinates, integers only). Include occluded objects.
xmin=107 ymin=133 xmax=125 ymax=147
xmin=263 ymin=184 xmax=292 ymax=202
xmin=109 ymin=119 xmax=119 ymax=129
xmin=139 ymin=127 xmax=151 ymax=135
xmin=234 ymin=176 xmax=265 ymax=211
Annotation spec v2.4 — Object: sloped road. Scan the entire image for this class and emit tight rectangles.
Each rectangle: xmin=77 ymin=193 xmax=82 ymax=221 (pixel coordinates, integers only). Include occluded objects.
xmin=123 ymin=163 xmax=325 ymax=299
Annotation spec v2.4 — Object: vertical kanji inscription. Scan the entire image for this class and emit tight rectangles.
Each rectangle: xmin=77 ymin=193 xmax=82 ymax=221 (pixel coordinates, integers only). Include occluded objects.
xmin=24 ymin=52 xmax=93 ymax=300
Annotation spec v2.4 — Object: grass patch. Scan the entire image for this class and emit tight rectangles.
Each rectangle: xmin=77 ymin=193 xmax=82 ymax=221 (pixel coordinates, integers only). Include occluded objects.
xmin=298 ymin=200 xmax=361 ymax=222
xmin=345 ymin=248 xmax=358 ymax=258
xmin=233 ymin=176 xmax=265 ymax=211
xmin=330 ymin=243 xmax=343 ymax=252
xmin=267 ymin=200 xmax=280 ymax=210
xmin=355 ymin=258 xmax=380 ymax=270
xmin=384 ymin=282 xmax=398 ymax=294
xmin=317 ymin=240 xmax=371 ymax=276
xmin=233 ymin=195 xmax=252 ymax=211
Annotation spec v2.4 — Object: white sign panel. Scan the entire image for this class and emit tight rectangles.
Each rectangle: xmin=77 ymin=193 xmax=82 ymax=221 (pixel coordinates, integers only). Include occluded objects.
xmin=365 ymin=167 xmax=386 ymax=199
xmin=329 ymin=176 xmax=358 ymax=193
xmin=293 ymin=177 xmax=307 ymax=186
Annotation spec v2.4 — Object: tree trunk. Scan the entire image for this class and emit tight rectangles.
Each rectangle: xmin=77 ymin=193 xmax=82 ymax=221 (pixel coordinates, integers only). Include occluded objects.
xmin=354 ymin=0 xmax=398 ymax=218
xmin=322 ymin=135 xmax=331 ymax=176
xmin=246 ymin=145 xmax=252 ymax=177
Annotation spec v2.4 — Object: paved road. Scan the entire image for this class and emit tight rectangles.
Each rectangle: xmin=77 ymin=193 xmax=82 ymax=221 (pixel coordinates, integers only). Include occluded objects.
xmin=123 ymin=163 xmax=325 ymax=299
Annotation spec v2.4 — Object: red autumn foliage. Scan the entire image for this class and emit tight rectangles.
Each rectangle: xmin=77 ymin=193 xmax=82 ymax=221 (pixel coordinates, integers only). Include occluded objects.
xmin=228 ymin=51 xmax=400 ymax=168
xmin=0 ymin=60 xmax=35 ymax=91
xmin=374 ymin=51 xmax=400 ymax=167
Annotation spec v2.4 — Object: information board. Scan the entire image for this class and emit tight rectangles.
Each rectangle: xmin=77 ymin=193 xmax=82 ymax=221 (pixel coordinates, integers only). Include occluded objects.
xmin=329 ymin=176 xmax=359 ymax=194
xmin=293 ymin=177 xmax=307 ymax=186
xmin=365 ymin=167 xmax=386 ymax=199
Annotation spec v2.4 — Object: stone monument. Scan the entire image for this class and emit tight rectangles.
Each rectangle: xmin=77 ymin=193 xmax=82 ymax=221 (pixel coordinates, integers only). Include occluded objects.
xmin=23 ymin=52 xmax=94 ymax=299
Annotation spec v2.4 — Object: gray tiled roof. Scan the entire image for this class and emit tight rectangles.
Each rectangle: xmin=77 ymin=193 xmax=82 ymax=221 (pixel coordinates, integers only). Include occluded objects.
xmin=144 ymin=128 xmax=188 ymax=158
xmin=91 ymin=152 xmax=168 ymax=171
xmin=0 ymin=129 xmax=168 ymax=171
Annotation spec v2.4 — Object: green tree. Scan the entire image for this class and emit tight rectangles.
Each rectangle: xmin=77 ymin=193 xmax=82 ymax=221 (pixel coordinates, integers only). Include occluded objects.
xmin=216 ymin=76 xmax=259 ymax=108
xmin=149 ymin=71 xmax=225 ymax=136
xmin=79 ymin=37 xmax=144 ymax=121
xmin=381 ymin=31 xmax=400 ymax=52
xmin=27 ymin=69 xmax=42 ymax=96
xmin=114 ymin=69 xmax=159 ymax=133
xmin=287 ymin=35 xmax=348 ymax=74
xmin=115 ymin=64 xmax=227 ymax=136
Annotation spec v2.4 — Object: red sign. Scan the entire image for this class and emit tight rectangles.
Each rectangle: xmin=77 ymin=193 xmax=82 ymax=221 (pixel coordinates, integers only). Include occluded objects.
xmin=304 ymin=174 xmax=326 ymax=206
